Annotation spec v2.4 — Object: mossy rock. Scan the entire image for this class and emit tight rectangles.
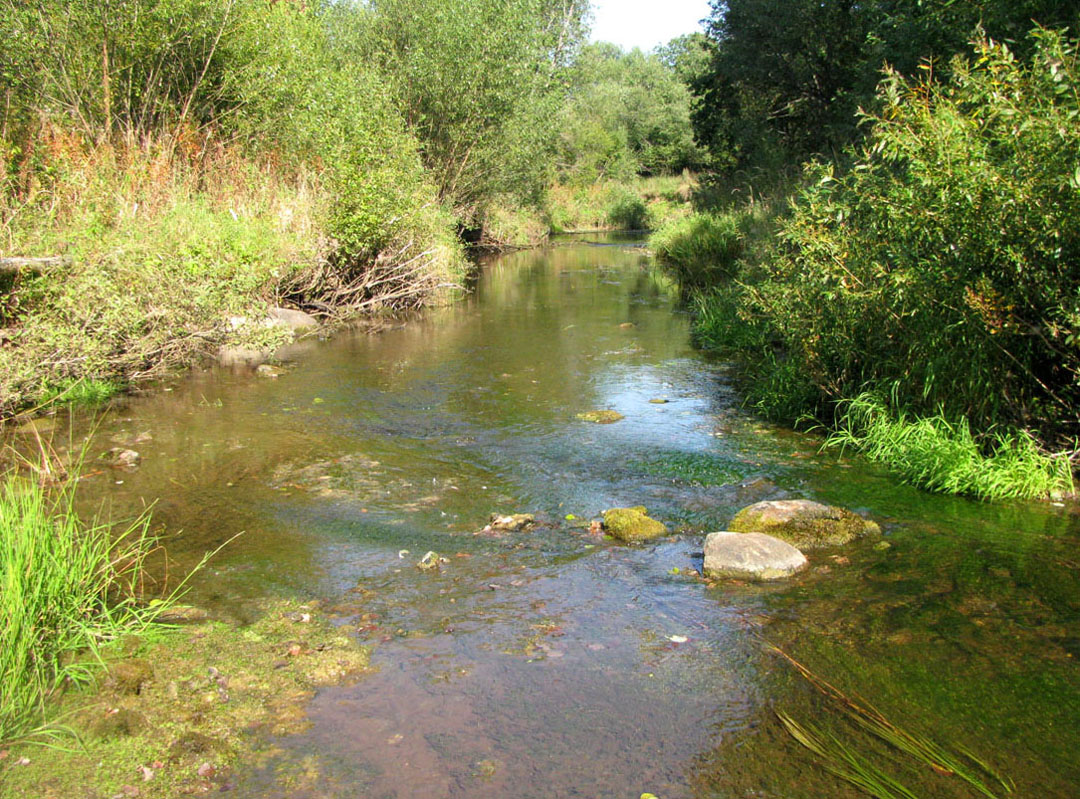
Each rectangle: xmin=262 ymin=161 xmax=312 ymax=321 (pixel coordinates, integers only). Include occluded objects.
xmin=106 ymin=658 xmax=154 ymax=695
xmin=729 ymin=499 xmax=879 ymax=548
xmin=576 ymin=410 xmax=624 ymax=424
xmin=603 ymin=506 xmax=667 ymax=542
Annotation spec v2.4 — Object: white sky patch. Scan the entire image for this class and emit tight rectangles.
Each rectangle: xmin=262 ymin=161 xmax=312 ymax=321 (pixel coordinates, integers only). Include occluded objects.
xmin=589 ymin=0 xmax=711 ymax=52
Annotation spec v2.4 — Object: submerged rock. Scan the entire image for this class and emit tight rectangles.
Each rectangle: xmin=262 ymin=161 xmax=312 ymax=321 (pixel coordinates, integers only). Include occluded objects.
xmin=157 ymin=604 xmax=211 ymax=623
xmin=728 ymin=499 xmax=879 ymax=548
xmin=489 ymin=513 xmax=535 ymax=531
xmin=576 ymin=410 xmax=624 ymax=424
xmin=703 ymin=531 xmax=808 ymax=580
xmin=93 ymin=707 xmax=148 ymax=740
xmin=217 ymin=346 xmax=270 ymax=368
xmin=603 ymin=506 xmax=667 ymax=542
xmin=255 ymin=364 xmax=282 ymax=378
xmin=102 ymin=448 xmax=141 ymax=469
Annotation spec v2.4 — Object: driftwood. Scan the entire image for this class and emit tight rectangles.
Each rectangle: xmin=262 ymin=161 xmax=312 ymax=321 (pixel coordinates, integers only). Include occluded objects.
xmin=0 ymin=256 xmax=72 ymax=274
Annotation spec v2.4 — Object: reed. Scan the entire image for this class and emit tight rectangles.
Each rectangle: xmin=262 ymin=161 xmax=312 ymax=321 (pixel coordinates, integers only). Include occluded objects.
xmin=774 ymin=647 xmax=1014 ymax=799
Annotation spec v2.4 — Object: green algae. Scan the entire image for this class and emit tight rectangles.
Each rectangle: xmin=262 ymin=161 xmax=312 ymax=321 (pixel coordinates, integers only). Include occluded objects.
xmin=634 ymin=450 xmax=748 ymax=487
xmin=0 ymin=599 xmax=369 ymax=799
xmin=603 ymin=506 xmax=667 ymax=542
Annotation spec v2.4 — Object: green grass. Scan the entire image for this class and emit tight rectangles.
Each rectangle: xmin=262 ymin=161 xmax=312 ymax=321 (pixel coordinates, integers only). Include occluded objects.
xmin=826 ymin=393 xmax=1074 ymax=501
xmin=649 ymin=211 xmax=745 ymax=287
xmin=38 ymin=378 xmax=123 ymax=408
xmin=544 ymin=174 xmax=694 ymax=233
xmin=0 ymin=469 xmax=163 ymax=744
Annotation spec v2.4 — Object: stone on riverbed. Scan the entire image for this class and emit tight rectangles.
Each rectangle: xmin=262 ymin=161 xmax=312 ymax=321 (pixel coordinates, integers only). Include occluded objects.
xmin=729 ymin=499 xmax=879 ymax=549
xmin=267 ymin=306 xmax=319 ymax=332
xmin=102 ymin=447 xmax=141 ymax=469
xmin=576 ymin=409 xmax=624 ymax=424
xmin=603 ymin=506 xmax=666 ymax=542
xmin=489 ymin=513 xmax=535 ymax=531
xmin=703 ymin=532 xmax=808 ymax=580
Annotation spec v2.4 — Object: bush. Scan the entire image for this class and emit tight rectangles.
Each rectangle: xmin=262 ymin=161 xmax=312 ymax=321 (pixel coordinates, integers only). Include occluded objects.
xmin=605 ymin=185 xmax=649 ymax=229
xmin=747 ymin=29 xmax=1080 ymax=440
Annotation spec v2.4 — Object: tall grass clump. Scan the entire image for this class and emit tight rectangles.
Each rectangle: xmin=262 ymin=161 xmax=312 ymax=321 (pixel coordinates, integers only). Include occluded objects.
xmin=650 ymin=211 xmax=745 ymax=288
xmin=827 ymin=393 xmax=1074 ymax=500
xmin=0 ymin=470 xmax=163 ymax=743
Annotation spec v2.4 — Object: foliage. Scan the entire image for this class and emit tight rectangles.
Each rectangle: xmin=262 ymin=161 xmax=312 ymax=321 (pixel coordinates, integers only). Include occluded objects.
xmin=649 ymin=211 xmax=744 ymax=288
xmin=692 ymin=0 xmax=1079 ymax=172
xmin=747 ymin=29 xmax=1080 ymax=439
xmin=0 ymin=1 xmax=473 ymax=414
xmin=826 ymin=394 xmax=1074 ymax=501
xmin=557 ymin=43 xmax=706 ymax=183
xmin=544 ymin=175 xmax=693 ymax=232
xmin=361 ymin=0 xmax=589 ymax=216
xmin=0 ymin=468 xmax=163 ymax=743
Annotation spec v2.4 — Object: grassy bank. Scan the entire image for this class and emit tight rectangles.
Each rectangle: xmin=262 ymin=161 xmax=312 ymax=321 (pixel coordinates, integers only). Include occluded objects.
xmin=0 ymin=468 xmax=163 ymax=743
xmin=0 ymin=137 xmax=467 ymax=417
xmin=0 ymin=599 xmax=369 ymax=797
xmin=649 ymin=30 xmax=1080 ymax=500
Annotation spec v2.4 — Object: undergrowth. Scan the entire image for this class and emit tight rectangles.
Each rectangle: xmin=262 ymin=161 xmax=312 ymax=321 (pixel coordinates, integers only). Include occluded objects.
xmin=545 ymin=174 xmax=693 ymax=233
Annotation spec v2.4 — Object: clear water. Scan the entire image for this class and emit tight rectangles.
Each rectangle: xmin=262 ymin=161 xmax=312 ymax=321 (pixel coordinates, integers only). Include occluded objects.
xmin=33 ymin=236 xmax=1080 ymax=797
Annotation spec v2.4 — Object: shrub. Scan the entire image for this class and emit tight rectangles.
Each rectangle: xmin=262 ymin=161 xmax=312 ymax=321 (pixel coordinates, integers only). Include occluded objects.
xmin=748 ymin=29 xmax=1080 ymax=440
xmin=650 ymin=212 xmax=745 ymax=288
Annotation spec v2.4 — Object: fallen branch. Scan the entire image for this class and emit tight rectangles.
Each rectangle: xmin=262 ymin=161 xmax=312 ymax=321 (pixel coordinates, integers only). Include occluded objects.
xmin=0 ymin=256 xmax=73 ymax=274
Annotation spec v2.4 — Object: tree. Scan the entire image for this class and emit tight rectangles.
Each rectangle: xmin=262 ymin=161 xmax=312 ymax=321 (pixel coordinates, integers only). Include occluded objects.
xmin=361 ymin=0 xmax=589 ymax=216
xmin=691 ymin=0 xmax=1079 ymax=173
xmin=557 ymin=42 xmax=706 ymax=182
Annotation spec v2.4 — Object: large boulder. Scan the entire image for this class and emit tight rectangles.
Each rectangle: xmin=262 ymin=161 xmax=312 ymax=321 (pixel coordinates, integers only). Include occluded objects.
xmin=703 ymin=532 xmax=808 ymax=580
xmin=729 ymin=499 xmax=879 ymax=548
xmin=603 ymin=506 xmax=666 ymax=542
xmin=267 ymin=307 xmax=319 ymax=332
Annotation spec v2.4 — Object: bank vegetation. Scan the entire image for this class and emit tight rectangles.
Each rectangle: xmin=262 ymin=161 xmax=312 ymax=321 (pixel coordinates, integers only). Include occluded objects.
xmin=652 ymin=1 xmax=1080 ymax=499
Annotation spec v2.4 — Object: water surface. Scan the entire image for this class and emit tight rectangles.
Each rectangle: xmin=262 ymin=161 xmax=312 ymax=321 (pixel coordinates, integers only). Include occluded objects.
xmin=50 ymin=236 xmax=1080 ymax=797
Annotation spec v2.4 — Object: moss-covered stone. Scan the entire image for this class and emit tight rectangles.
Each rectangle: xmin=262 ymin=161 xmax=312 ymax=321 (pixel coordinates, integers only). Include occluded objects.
xmin=576 ymin=410 xmax=624 ymax=424
xmin=106 ymin=658 xmax=154 ymax=695
xmin=603 ymin=506 xmax=667 ymax=542
xmin=728 ymin=499 xmax=879 ymax=548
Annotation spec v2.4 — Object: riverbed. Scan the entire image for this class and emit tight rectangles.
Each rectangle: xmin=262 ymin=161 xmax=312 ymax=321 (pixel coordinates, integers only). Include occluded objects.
xmin=44 ymin=236 xmax=1080 ymax=797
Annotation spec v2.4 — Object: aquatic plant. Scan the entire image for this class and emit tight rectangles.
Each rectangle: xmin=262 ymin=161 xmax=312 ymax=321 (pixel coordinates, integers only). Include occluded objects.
xmin=826 ymin=393 xmax=1073 ymax=501
xmin=0 ymin=469 xmax=163 ymax=743
xmin=774 ymin=647 xmax=1014 ymax=799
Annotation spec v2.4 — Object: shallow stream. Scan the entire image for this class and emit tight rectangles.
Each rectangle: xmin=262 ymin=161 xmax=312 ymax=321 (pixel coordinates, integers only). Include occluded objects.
xmin=40 ymin=237 xmax=1080 ymax=797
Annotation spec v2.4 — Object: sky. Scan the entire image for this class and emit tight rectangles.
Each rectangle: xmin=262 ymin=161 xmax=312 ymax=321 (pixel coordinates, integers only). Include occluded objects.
xmin=589 ymin=0 xmax=712 ymax=52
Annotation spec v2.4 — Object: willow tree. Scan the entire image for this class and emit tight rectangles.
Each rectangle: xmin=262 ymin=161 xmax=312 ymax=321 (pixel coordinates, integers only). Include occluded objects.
xmin=361 ymin=0 xmax=590 ymax=217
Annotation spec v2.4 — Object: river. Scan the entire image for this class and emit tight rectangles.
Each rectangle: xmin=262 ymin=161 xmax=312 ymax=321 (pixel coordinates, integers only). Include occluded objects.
xmin=50 ymin=236 xmax=1080 ymax=797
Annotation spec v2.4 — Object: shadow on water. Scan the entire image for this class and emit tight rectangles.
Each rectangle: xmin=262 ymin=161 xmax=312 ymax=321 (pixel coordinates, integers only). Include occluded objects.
xmin=18 ymin=235 xmax=1079 ymax=797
